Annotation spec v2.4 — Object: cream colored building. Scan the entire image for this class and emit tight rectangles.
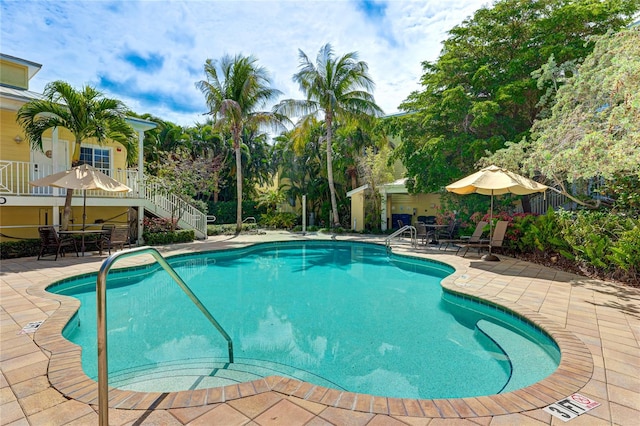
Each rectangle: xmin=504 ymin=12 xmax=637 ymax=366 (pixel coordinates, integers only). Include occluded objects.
xmin=347 ymin=179 xmax=442 ymax=232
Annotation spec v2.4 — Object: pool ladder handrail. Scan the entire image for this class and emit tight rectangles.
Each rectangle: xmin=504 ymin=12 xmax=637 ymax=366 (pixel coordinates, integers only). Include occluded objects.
xmin=96 ymin=246 xmax=233 ymax=426
xmin=384 ymin=225 xmax=417 ymax=249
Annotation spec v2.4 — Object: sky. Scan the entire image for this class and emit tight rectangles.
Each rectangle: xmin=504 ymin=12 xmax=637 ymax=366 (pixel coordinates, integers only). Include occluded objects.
xmin=1 ymin=0 xmax=490 ymax=127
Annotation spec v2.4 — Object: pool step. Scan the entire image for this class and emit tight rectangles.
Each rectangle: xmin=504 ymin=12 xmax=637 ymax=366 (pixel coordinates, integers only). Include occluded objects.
xmin=107 ymin=358 xmax=342 ymax=392
xmin=476 ymin=319 xmax=558 ymax=393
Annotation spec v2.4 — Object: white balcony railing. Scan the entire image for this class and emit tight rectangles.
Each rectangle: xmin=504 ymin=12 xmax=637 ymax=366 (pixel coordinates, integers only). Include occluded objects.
xmin=0 ymin=160 xmax=140 ymax=197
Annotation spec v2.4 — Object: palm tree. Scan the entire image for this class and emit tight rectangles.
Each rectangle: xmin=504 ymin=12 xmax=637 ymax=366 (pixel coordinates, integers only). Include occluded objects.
xmin=275 ymin=43 xmax=383 ymax=227
xmin=196 ymin=54 xmax=284 ymax=232
xmin=16 ymin=80 xmax=135 ymax=230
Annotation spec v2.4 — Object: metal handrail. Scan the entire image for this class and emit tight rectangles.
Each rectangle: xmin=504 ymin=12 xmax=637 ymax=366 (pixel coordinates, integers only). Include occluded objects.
xmin=385 ymin=225 xmax=417 ymax=248
xmin=96 ymin=246 xmax=233 ymax=426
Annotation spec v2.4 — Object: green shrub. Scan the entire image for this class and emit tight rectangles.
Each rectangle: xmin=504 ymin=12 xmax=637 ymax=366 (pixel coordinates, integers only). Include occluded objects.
xmin=206 ymin=223 xmax=258 ymax=235
xmin=143 ymin=217 xmax=177 ymax=232
xmin=505 ymin=213 xmax=538 ymax=252
xmin=0 ymin=239 xmax=41 ymax=259
xmin=607 ymin=220 xmax=640 ymax=279
xmin=506 ymin=209 xmax=639 ymax=283
xmin=142 ymin=229 xmax=194 ymax=245
xmin=207 ymin=200 xmax=265 ymax=224
xmin=259 ymin=212 xmax=298 ymax=229
xmin=555 ymin=210 xmax=632 ymax=270
xmin=518 ymin=209 xmax=571 ymax=257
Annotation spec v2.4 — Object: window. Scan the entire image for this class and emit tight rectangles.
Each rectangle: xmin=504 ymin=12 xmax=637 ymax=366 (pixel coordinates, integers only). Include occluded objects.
xmin=80 ymin=146 xmax=111 ymax=175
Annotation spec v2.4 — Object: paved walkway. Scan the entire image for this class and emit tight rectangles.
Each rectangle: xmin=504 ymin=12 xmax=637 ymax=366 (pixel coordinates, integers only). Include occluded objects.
xmin=1 ymin=231 xmax=638 ymax=425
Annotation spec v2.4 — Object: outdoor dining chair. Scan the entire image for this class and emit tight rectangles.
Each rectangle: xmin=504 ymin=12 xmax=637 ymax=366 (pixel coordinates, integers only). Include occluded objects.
xmin=436 ymin=220 xmax=459 ymax=250
xmin=98 ymin=225 xmax=131 ymax=255
xmin=415 ymin=222 xmax=432 ymax=245
xmin=37 ymin=226 xmax=79 ymax=261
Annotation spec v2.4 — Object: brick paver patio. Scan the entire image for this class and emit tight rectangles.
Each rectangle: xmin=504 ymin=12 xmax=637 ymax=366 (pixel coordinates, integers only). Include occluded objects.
xmin=1 ymin=231 xmax=638 ymax=425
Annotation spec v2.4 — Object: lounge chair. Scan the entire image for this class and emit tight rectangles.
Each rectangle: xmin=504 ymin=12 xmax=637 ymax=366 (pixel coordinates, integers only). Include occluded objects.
xmin=37 ymin=226 xmax=79 ymax=260
xmin=458 ymin=220 xmax=508 ymax=258
xmin=451 ymin=221 xmax=488 ymax=254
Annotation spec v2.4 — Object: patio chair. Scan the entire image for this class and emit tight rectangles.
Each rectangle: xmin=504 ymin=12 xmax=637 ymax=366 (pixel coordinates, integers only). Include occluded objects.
xmin=452 ymin=221 xmax=488 ymax=254
xmin=415 ymin=222 xmax=432 ymax=245
xmin=458 ymin=220 xmax=508 ymax=257
xmin=436 ymin=220 xmax=459 ymax=250
xmin=397 ymin=219 xmax=413 ymax=238
xmin=99 ymin=225 xmax=131 ymax=255
xmin=37 ymin=226 xmax=79 ymax=261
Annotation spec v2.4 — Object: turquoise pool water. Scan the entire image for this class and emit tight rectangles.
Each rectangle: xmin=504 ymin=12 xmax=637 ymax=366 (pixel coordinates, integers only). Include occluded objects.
xmin=51 ymin=241 xmax=559 ymax=399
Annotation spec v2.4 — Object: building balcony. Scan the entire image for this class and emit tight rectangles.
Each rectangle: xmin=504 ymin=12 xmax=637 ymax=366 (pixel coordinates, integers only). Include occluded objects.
xmin=0 ymin=160 xmax=142 ymax=205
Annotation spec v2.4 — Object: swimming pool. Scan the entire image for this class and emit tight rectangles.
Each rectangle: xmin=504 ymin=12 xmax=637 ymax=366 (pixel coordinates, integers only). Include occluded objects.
xmin=50 ymin=241 xmax=559 ymax=399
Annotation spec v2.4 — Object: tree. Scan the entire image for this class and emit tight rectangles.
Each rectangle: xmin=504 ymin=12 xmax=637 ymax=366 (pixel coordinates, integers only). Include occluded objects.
xmin=17 ymin=80 xmax=135 ymax=230
xmin=132 ymin=114 xmax=187 ymax=165
xmin=239 ymin=129 xmax=277 ymax=199
xmin=255 ymin=188 xmax=286 ymax=215
xmin=275 ymin=43 xmax=383 ymax=227
xmin=196 ymin=54 xmax=283 ymax=232
xmin=184 ymin=122 xmax=230 ymax=203
xmin=393 ymin=0 xmax=639 ymax=194
xmin=271 ymin=125 xmax=326 ymax=221
xmin=146 ymin=148 xmax=223 ymax=229
xmin=357 ymin=144 xmax=396 ymax=230
xmin=485 ymin=27 xmax=640 ymax=209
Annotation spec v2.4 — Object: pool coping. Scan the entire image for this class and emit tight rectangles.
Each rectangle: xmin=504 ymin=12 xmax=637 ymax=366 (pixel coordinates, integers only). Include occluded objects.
xmin=29 ymin=238 xmax=594 ymax=419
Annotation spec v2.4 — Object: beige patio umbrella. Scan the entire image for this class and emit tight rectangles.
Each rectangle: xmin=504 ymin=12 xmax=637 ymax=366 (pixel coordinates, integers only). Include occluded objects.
xmin=30 ymin=164 xmax=131 ymax=231
xmin=445 ymin=165 xmax=548 ymax=260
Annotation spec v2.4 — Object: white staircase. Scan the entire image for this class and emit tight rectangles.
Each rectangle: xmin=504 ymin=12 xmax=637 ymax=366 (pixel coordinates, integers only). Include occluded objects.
xmin=141 ymin=181 xmax=208 ymax=239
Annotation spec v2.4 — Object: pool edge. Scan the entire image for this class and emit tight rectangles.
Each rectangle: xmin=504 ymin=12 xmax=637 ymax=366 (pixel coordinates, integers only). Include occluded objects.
xmin=30 ymin=239 xmax=594 ymax=419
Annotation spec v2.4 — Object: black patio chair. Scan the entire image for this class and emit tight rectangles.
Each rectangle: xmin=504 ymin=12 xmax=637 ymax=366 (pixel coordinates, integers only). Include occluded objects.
xmin=99 ymin=225 xmax=131 ymax=255
xmin=37 ymin=226 xmax=79 ymax=261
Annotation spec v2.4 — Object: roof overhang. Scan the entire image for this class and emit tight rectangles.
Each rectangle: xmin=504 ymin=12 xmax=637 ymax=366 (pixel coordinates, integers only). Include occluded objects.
xmin=379 ymin=178 xmax=409 ymax=194
xmin=346 ymin=184 xmax=369 ymax=197
xmin=125 ymin=116 xmax=157 ymax=132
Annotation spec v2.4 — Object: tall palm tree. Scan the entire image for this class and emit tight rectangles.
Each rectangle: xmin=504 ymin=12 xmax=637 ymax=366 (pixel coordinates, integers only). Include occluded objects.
xmin=196 ymin=54 xmax=283 ymax=232
xmin=16 ymin=80 xmax=135 ymax=230
xmin=275 ymin=43 xmax=383 ymax=227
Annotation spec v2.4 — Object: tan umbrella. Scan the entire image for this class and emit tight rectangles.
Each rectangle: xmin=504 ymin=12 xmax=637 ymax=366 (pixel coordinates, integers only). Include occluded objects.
xmin=30 ymin=164 xmax=131 ymax=230
xmin=445 ymin=165 xmax=548 ymax=260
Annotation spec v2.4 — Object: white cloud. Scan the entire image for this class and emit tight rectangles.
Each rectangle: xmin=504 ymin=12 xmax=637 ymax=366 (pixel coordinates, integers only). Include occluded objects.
xmin=1 ymin=0 xmax=489 ymax=126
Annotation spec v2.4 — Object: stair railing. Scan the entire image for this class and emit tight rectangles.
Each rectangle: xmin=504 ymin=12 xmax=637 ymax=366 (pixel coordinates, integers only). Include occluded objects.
xmin=385 ymin=225 xmax=417 ymax=249
xmin=96 ymin=246 xmax=233 ymax=426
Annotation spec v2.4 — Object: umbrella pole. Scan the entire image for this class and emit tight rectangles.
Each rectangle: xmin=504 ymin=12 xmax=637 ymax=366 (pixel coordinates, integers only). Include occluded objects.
xmin=82 ymin=190 xmax=87 ymax=255
xmin=82 ymin=190 xmax=87 ymax=231
xmin=489 ymin=191 xmax=493 ymax=253
xmin=482 ymin=190 xmax=500 ymax=261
